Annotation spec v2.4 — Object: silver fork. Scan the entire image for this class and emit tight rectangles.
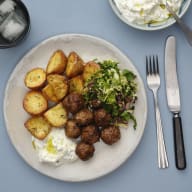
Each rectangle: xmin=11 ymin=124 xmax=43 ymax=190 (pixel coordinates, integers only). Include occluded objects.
xmin=146 ymin=55 xmax=169 ymax=169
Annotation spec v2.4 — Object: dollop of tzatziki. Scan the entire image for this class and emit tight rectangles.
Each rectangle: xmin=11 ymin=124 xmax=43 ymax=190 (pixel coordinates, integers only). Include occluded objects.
xmin=114 ymin=0 xmax=183 ymax=25
xmin=32 ymin=129 xmax=78 ymax=166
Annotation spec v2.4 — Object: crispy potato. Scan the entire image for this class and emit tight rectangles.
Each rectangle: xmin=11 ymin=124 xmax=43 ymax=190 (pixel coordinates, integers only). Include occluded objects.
xmin=82 ymin=61 xmax=100 ymax=82
xmin=65 ymin=51 xmax=84 ymax=78
xmin=42 ymin=84 xmax=59 ymax=103
xmin=23 ymin=91 xmax=48 ymax=115
xmin=25 ymin=116 xmax=51 ymax=140
xmin=46 ymin=50 xmax=67 ymax=75
xmin=24 ymin=68 xmax=46 ymax=89
xmin=44 ymin=103 xmax=68 ymax=127
xmin=69 ymin=75 xmax=84 ymax=94
xmin=47 ymin=74 xmax=68 ymax=100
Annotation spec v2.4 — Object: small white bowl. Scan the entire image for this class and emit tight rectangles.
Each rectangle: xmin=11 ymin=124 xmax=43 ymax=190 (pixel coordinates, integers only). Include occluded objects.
xmin=109 ymin=0 xmax=192 ymax=31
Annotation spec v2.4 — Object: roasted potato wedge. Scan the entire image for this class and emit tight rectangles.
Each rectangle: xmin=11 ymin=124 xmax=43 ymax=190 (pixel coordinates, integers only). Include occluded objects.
xmin=65 ymin=51 xmax=84 ymax=78
xmin=44 ymin=102 xmax=68 ymax=127
xmin=69 ymin=75 xmax=84 ymax=94
xmin=42 ymin=84 xmax=59 ymax=103
xmin=46 ymin=50 xmax=67 ymax=75
xmin=25 ymin=116 xmax=51 ymax=140
xmin=23 ymin=91 xmax=48 ymax=115
xmin=47 ymin=74 xmax=68 ymax=100
xmin=24 ymin=68 xmax=46 ymax=89
xmin=82 ymin=61 xmax=100 ymax=82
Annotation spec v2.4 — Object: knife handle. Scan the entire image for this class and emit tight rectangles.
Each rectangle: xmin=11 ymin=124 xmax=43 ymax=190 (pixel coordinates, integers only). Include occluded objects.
xmin=173 ymin=113 xmax=186 ymax=170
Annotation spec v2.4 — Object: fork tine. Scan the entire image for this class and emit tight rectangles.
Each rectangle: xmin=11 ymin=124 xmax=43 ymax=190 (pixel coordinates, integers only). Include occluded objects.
xmin=149 ymin=56 xmax=152 ymax=74
xmin=156 ymin=55 xmax=159 ymax=74
xmin=153 ymin=55 xmax=156 ymax=74
xmin=146 ymin=55 xmax=159 ymax=75
xmin=146 ymin=56 xmax=149 ymax=75
xmin=146 ymin=56 xmax=153 ymax=75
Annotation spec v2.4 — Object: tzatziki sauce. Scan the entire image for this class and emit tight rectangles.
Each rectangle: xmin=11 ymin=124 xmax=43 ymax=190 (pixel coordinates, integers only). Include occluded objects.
xmin=32 ymin=128 xmax=78 ymax=166
xmin=114 ymin=0 xmax=183 ymax=25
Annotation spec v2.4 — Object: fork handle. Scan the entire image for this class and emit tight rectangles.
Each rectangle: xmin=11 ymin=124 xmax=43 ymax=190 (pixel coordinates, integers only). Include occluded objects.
xmin=154 ymin=93 xmax=169 ymax=168
xmin=173 ymin=113 xmax=186 ymax=170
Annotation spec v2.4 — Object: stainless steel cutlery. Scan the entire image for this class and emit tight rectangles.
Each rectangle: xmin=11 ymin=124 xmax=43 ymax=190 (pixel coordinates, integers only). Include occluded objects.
xmin=165 ymin=36 xmax=186 ymax=170
xmin=145 ymin=36 xmax=187 ymax=170
xmin=146 ymin=55 xmax=169 ymax=169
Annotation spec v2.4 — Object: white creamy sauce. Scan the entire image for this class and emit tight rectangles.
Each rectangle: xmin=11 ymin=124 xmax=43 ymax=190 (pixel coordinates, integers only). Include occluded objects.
xmin=32 ymin=129 xmax=78 ymax=166
xmin=114 ymin=0 xmax=183 ymax=25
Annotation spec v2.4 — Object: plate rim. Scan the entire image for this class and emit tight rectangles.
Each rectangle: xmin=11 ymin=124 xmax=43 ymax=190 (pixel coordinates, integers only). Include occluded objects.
xmin=3 ymin=33 xmax=148 ymax=182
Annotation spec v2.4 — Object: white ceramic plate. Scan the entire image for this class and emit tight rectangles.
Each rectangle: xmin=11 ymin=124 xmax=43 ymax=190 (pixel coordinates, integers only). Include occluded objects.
xmin=4 ymin=34 xmax=147 ymax=182
xmin=109 ymin=0 xmax=191 ymax=31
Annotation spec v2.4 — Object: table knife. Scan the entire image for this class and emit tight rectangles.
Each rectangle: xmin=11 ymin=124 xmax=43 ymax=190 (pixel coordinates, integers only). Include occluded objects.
xmin=165 ymin=36 xmax=186 ymax=170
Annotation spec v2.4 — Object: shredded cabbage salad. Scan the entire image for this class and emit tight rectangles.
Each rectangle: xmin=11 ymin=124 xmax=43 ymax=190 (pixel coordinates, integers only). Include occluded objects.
xmin=83 ymin=60 xmax=138 ymax=129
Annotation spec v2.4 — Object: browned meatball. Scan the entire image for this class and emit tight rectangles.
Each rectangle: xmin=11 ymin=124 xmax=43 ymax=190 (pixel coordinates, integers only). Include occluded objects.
xmin=90 ymin=99 xmax=101 ymax=109
xmin=65 ymin=120 xmax=81 ymax=139
xmin=81 ymin=125 xmax=100 ymax=144
xmin=63 ymin=92 xmax=84 ymax=114
xmin=101 ymin=126 xmax=121 ymax=145
xmin=74 ymin=109 xmax=93 ymax=126
xmin=75 ymin=142 xmax=95 ymax=161
xmin=94 ymin=108 xmax=111 ymax=127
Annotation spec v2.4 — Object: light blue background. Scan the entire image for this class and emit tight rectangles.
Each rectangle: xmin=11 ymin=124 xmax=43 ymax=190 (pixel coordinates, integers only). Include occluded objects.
xmin=0 ymin=0 xmax=192 ymax=191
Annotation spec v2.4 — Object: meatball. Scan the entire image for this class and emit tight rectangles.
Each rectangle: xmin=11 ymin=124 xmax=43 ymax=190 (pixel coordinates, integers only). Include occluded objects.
xmin=94 ymin=108 xmax=111 ymax=127
xmin=75 ymin=142 xmax=95 ymax=161
xmin=81 ymin=125 xmax=100 ymax=144
xmin=74 ymin=109 xmax=93 ymax=126
xmin=63 ymin=92 xmax=84 ymax=114
xmin=101 ymin=126 xmax=121 ymax=145
xmin=65 ymin=120 xmax=81 ymax=139
xmin=90 ymin=99 xmax=101 ymax=109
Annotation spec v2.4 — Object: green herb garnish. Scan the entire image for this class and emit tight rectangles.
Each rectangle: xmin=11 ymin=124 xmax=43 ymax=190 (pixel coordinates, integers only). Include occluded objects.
xmin=83 ymin=60 xmax=138 ymax=129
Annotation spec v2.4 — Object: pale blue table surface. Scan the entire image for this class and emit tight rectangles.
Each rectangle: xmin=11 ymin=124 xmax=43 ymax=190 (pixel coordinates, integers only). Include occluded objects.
xmin=0 ymin=0 xmax=192 ymax=191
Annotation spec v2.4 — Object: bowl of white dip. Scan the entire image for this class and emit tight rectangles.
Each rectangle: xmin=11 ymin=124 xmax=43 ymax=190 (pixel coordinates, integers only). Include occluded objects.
xmin=109 ymin=0 xmax=191 ymax=30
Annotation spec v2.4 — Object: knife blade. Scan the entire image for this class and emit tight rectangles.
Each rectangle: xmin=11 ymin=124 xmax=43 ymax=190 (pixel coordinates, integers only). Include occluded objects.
xmin=165 ymin=36 xmax=186 ymax=170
